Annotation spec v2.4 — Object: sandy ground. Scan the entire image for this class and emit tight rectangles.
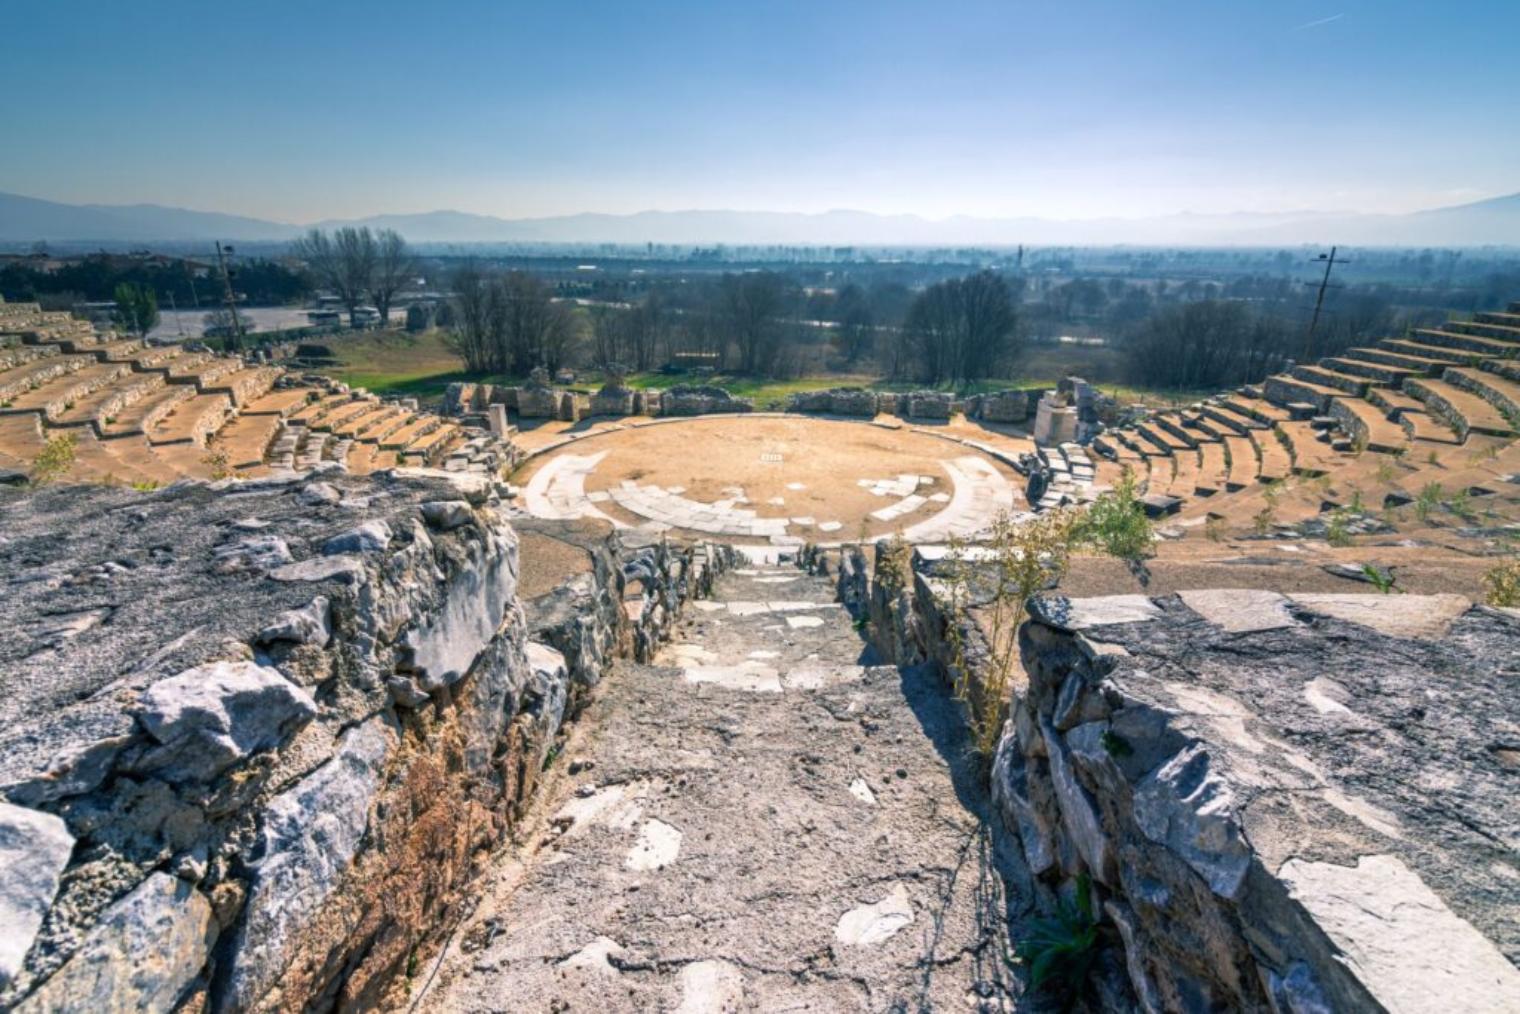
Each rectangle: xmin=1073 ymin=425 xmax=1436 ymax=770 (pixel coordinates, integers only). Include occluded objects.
xmin=517 ymin=414 xmax=1038 ymax=541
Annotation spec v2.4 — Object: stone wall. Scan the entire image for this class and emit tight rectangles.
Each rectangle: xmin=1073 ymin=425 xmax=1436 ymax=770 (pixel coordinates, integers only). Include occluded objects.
xmin=998 ymin=590 xmax=1520 ymax=1011
xmin=786 ymin=387 xmax=880 ymax=416
xmin=589 ymin=387 xmax=635 ymax=417
xmin=658 ymin=385 xmax=753 ymax=416
xmin=967 ymin=389 xmax=1037 ymax=424
xmin=808 ymin=543 xmax=1520 ymax=1011
xmin=0 ymin=472 xmax=735 ymax=1012
xmin=899 ymin=391 xmax=953 ymax=419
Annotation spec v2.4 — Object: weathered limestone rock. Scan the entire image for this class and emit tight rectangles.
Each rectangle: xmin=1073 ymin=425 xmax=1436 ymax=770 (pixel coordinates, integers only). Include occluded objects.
xmin=0 ymin=804 xmax=73 ymax=988
xmin=219 ymin=717 xmax=394 ymax=1012
xmin=419 ymin=499 xmax=473 ymax=531
xmin=18 ymin=873 xmax=216 ymax=1014
xmin=0 ymin=473 xmax=738 ymax=1012
xmin=255 ymin=597 xmax=332 ymax=648
xmin=132 ymin=661 xmax=319 ymax=785
xmin=321 ymin=519 xmax=392 ymax=554
xmin=993 ymin=590 xmax=1520 ymax=1012
xmin=1280 ymin=853 xmax=1520 ymax=1014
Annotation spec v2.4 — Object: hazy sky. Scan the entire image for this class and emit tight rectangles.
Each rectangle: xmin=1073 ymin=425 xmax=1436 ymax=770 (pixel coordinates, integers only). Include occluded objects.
xmin=3 ymin=0 xmax=1516 ymax=223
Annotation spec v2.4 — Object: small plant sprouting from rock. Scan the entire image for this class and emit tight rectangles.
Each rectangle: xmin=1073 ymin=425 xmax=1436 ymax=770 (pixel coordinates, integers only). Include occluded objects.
xmin=1018 ymin=873 xmax=1101 ymax=996
xmin=941 ymin=510 xmax=1081 ymax=758
xmin=1446 ymin=488 xmax=1476 ymax=522
xmin=202 ymin=446 xmax=235 ymax=481
xmin=29 ymin=431 xmax=77 ymax=486
xmin=1326 ymin=509 xmax=1352 ymax=548
xmin=1073 ymin=466 xmax=1153 ymax=562
xmin=1362 ymin=564 xmax=1399 ymax=595
xmin=874 ymin=534 xmax=914 ymax=599
xmin=1100 ymin=730 xmax=1132 ymax=758
xmin=1483 ymin=559 xmax=1520 ymax=608
xmin=1415 ymin=482 xmax=1444 ymax=524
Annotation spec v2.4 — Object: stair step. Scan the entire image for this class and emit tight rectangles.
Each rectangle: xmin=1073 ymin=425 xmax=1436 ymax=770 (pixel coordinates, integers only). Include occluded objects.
xmin=1250 ymin=427 xmax=1292 ymax=483
xmin=1446 ymin=319 xmax=1520 ymax=343
xmin=1404 ymin=376 xmax=1514 ymax=439
xmin=1345 ymin=346 xmax=1448 ymax=376
xmin=52 ymin=372 xmax=168 ymax=433
xmin=1442 ymin=367 xmax=1520 ymax=426
xmin=1412 ymin=328 xmax=1520 ymax=357
xmin=0 ymin=354 xmax=93 ymax=404
xmin=1376 ymin=338 xmax=1484 ymax=366
xmin=100 ymin=383 xmax=198 ymax=438
xmin=1221 ymin=434 xmax=1257 ymax=489
xmin=1196 ymin=441 xmax=1228 ymax=495
xmin=1322 ymin=356 xmax=1419 ymax=385
xmin=146 ymin=392 xmax=235 ymax=446
xmin=0 ymin=361 xmax=132 ymax=420
xmin=1264 ymin=374 xmax=1340 ymax=414
xmin=1398 ymin=410 xmax=1462 ymax=445
xmin=1365 ymin=387 xmax=1424 ymax=418
xmin=1290 ymin=364 xmax=1370 ymax=396
xmin=1328 ymin=397 xmax=1407 ymax=454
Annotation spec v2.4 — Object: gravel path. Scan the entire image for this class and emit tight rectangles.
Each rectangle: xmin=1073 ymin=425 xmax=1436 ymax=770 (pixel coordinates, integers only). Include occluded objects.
xmin=418 ymin=565 xmax=1024 ymax=1012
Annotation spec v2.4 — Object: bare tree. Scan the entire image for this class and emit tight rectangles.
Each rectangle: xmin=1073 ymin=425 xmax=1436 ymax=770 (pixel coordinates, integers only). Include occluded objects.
xmin=370 ymin=229 xmax=415 ymax=330
xmin=722 ymin=271 xmax=785 ymax=374
xmin=446 ymin=267 xmax=579 ymax=377
xmin=903 ymin=270 xmax=1019 ymax=384
xmin=832 ymin=282 xmax=874 ymax=365
xmin=291 ymin=227 xmax=375 ymax=328
xmin=445 ymin=260 xmax=501 ymax=373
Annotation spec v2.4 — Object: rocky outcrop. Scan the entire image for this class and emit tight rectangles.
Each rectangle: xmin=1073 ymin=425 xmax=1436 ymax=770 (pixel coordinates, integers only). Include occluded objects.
xmin=1000 ymin=590 xmax=1520 ymax=1011
xmin=0 ymin=471 xmax=734 ymax=1012
xmin=810 ymin=542 xmax=1520 ymax=1011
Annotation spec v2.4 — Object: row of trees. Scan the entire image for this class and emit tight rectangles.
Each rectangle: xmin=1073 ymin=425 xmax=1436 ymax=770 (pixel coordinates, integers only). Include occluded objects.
xmin=0 ymin=256 xmax=308 ymax=310
xmin=289 ymin=227 xmax=415 ymax=328
xmin=447 ymin=263 xmax=578 ymax=375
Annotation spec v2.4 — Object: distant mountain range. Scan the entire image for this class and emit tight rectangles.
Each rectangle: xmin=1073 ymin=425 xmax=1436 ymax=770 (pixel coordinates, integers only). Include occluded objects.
xmin=1 ymin=189 xmax=1516 ymax=247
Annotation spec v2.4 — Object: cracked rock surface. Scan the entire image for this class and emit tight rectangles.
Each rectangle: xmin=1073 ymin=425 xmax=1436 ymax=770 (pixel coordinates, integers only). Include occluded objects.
xmin=419 ymin=565 xmax=1023 ymax=1012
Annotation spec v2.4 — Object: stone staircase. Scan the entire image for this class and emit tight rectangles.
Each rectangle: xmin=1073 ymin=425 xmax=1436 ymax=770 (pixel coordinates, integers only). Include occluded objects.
xmin=0 ymin=301 xmax=517 ymax=484
xmin=1092 ymin=300 xmax=1520 ymax=512
xmin=417 ymin=562 xmax=1019 ymax=1011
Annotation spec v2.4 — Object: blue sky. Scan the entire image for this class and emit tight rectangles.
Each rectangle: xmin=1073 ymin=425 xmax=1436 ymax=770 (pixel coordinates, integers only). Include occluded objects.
xmin=3 ymin=0 xmax=1516 ymax=222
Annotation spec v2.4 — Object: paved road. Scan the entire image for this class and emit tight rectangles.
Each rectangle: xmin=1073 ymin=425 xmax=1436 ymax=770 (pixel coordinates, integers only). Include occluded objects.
xmin=417 ymin=564 xmax=1024 ymax=1012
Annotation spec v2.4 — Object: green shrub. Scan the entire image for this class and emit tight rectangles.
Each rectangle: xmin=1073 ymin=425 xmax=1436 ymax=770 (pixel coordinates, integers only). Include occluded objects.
xmin=1484 ymin=559 xmax=1520 ymax=607
xmin=1074 ymin=466 xmax=1153 ymax=561
xmin=1018 ymin=874 xmax=1100 ymax=994
xmin=29 ymin=432 xmax=77 ymax=486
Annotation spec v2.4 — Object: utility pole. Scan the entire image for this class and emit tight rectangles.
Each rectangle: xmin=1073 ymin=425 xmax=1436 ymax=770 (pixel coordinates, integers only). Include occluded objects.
xmin=214 ymin=241 xmax=245 ymax=353
xmin=1302 ymin=246 xmax=1349 ymax=361
xmin=167 ymin=289 xmax=185 ymax=339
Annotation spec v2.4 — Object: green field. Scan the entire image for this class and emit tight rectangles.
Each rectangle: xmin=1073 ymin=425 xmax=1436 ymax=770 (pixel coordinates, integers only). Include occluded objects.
xmin=315 ymin=329 xmax=1201 ymax=408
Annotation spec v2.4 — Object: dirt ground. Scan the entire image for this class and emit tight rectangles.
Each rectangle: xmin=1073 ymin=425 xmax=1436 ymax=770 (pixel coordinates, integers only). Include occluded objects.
xmin=518 ymin=414 xmax=1036 ymax=541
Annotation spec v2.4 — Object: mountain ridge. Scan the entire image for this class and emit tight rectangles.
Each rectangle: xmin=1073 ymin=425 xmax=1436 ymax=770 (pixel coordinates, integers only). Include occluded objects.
xmin=1 ymin=190 xmax=1515 ymax=247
